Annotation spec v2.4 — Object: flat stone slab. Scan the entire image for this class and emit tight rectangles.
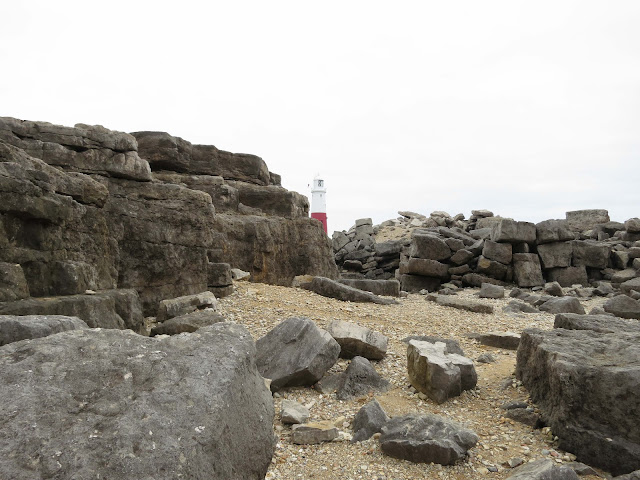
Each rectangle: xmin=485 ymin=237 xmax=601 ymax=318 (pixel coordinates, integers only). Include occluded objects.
xmin=291 ymin=421 xmax=339 ymax=444
xmin=426 ymin=294 xmax=494 ymax=314
xmin=351 ymin=399 xmax=389 ymax=443
xmin=379 ymin=414 xmax=478 ymax=465
xmin=603 ymin=295 xmax=640 ymax=320
xmin=304 ymin=277 xmax=398 ymax=305
xmin=281 ymin=400 xmax=310 ymax=425
xmin=150 ymin=310 xmax=225 ymax=336
xmin=0 ymin=315 xmax=88 ymax=346
xmin=472 ymin=331 xmax=521 ymax=350
xmin=156 ymin=291 xmax=218 ymax=322
xmin=538 ymin=297 xmax=585 ymax=315
xmin=507 ymin=458 xmax=580 ymax=479
xmin=338 ymin=279 xmax=400 ymax=297
xmin=554 ymin=313 xmax=640 ymax=334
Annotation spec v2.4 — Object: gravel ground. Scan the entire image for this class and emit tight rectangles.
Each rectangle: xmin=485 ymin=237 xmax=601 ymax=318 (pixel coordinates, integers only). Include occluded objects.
xmin=217 ymin=282 xmax=606 ymax=480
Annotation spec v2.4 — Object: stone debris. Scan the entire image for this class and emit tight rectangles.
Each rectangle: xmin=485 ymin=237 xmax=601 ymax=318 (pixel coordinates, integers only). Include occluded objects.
xmin=325 ymin=319 xmax=388 ymax=360
xmin=407 ymin=340 xmax=477 ymax=404
xmin=426 ymin=294 xmax=494 ymax=314
xmin=478 ymin=283 xmax=505 ymax=299
xmin=351 ymin=399 xmax=389 ymax=443
xmin=156 ymin=291 xmax=218 ymax=323
xmin=379 ymin=413 xmax=479 ymax=465
xmin=335 ymin=356 xmax=390 ymax=400
xmin=507 ymin=458 xmax=580 ymax=479
xmin=302 ymin=276 xmax=398 ymax=305
xmin=538 ymin=297 xmax=586 ymax=315
xmin=603 ymin=294 xmax=640 ymax=319
xmin=256 ymin=317 xmax=340 ymax=391
xmin=150 ymin=309 xmax=225 ymax=336
xmin=472 ymin=331 xmax=521 ymax=350
xmin=280 ymin=399 xmax=310 ymax=425
xmin=291 ymin=421 xmax=339 ymax=444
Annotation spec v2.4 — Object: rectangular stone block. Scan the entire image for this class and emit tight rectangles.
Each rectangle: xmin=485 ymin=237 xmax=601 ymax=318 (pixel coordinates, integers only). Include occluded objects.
xmin=512 ymin=253 xmax=544 ymax=287
xmin=490 ymin=219 xmax=536 ymax=244
xmin=537 ymin=242 xmax=573 ymax=269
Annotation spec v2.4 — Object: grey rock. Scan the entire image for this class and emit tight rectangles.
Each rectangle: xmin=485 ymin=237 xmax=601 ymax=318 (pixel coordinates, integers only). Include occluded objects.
xmin=539 ymin=297 xmax=586 ymax=315
xmin=614 ymin=469 xmax=640 ymax=480
xmin=303 ymin=277 xmax=398 ymax=305
xmin=613 ymin=269 xmax=639 ymax=284
xmin=156 ymin=291 xmax=218 ymax=323
xmin=226 ymin=180 xmax=309 ymax=218
xmin=477 ymin=353 xmax=497 ymax=363
xmin=399 ymin=274 xmax=441 ymax=293
xmin=291 ymin=421 xmax=339 ymax=444
xmin=502 ymin=400 xmax=529 ymax=410
xmin=621 ymin=277 xmax=640 ymax=295
xmin=0 ymin=315 xmax=88 ymax=346
xmin=410 ymin=234 xmax=452 ymax=261
xmin=256 ymin=317 xmax=340 ymax=391
xmin=507 ymin=458 xmax=580 ymax=479
xmin=478 ymin=283 xmax=505 ymax=299
xmin=403 ymin=258 xmax=449 ymax=278
xmin=0 ymin=262 xmax=29 ymax=301
xmin=326 ymin=320 xmax=388 ymax=360
xmin=379 ymin=414 xmax=478 ymax=465
xmin=491 ymin=219 xmax=537 ymax=244
xmin=566 ymin=462 xmax=600 ymax=476
xmin=444 ymin=237 xmax=465 ymax=252
xmin=207 ymin=262 xmax=232 ymax=287
xmin=482 ymin=240 xmax=513 ymax=265
xmin=462 ymin=273 xmax=509 ymax=288
xmin=474 ymin=331 xmax=521 ymax=350
xmin=0 ymin=323 xmax=276 ymax=480
xmin=613 ymin=250 xmax=631 ymax=270
xmin=281 ymin=399 xmax=310 ymax=425
xmin=402 ymin=335 xmax=465 ymax=355
xmin=537 ymin=242 xmax=573 ymax=269
xmin=593 ymin=281 xmax=614 ymax=296
xmin=313 ymin=372 xmax=344 ymax=394
xmin=407 ymin=340 xmax=477 ymax=403
xmin=426 ymin=294 xmax=494 ymax=314
xmin=476 ymin=256 xmax=508 ymax=280
xmin=546 ymin=266 xmax=589 ymax=287
xmin=516 ymin=328 xmax=640 ymax=476
xmin=626 ymin=218 xmax=640 ymax=233
xmin=332 ymin=231 xmax=350 ymax=251
xmin=513 ymin=253 xmax=544 ymax=287
xmin=351 ymin=399 xmax=390 ymax=442
xmin=504 ymin=408 xmax=541 ymax=428
xmin=536 ymin=219 xmax=575 ymax=244
xmin=448 ymin=264 xmax=471 ymax=275
xmin=336 ymin=356 xmax=390 ymax=400
xmin=450 ymin=249 xmax=474 ymax=265
xmin=554 ymin=313 xmax=640 ymax=334
xmin=566 ymin=209 xmax=610 ymax=232
xmin=338 ymin=279 xmax=400 ymax=297
xmin=374 ymin=240 xmax=404 ymax=257
xmin=603 ymin=294 xmax=640 ymax=319
xmin=572 ymin=240 xmax=611 ymax=269
xmin=544 ymin=281 xmax=564 ymax=297
xmin=150 ymin=309 xmax=225 ymax=336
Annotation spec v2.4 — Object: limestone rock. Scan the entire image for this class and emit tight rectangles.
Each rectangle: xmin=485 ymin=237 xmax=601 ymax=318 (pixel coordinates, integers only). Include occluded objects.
xmin=326 ymin=320 xmax=388 ymax=360
xmin=399 ymin=274 xmax=441 ymax=293
xmin=621 ymin=278 xmax=640 ymax=296
xmin=0 ymin=314 xmax=88 ymax=346
xmin=351 ymin=399 xmax=390 ymax=443
xmin=544 ymin=281 xmax=564 ymax=297
xmin=507 ymin=458 xmax=580 ymax=479
xmin=603 ymin=294 xmax=640 ymax=320
xmin=380 ymin=414 xmax=478 ymax=465
xmin=503 ymin=300 xmax=539 ymax=314
xmin=338 ymin=279 xmax=400 ymax=297
xmin=478 ymin=283 xmax=505 ymax=299
xmin=207 ymin=262 xmax=232 ymax=287
xmin=626 ymin=218 xmax=640 ymax=233
xmin=537 ymin=242 xmax=573 ymax=269
xmin=407 ymin=340 xmax=477 ymax=403
xmin=156 ymin=291 xmax=218 ymax=323
xmin=304 ymin=277 xmax=398 ymax=305
xmin=572 ymin=240 xmax=611 ymax=269
xmin=281 ymin=399 xmax=310 ymax=425
xmin=539 ymin=297 xmax=585 ymax=315
xmin=566 ymin=209 xmax=610 ymax=231
xmin=0 ymin=323 xmax=276 ymax=479
xmin=336 ymin=356 xmax=390 ymax=400
xmin=476 ymin=256 xmax=508 ymax=280
xmin=426 ymin=294 xmax=494 ymax=314
xmin=291 ymin=421 xmax=339 ymax=444
xmin=150 ymin=310 xmax=225 ymax=336
xmin=546 ymin=266 xmax=588 ymax=287
xmin=491 ymin=219 xmax=536 ymax=244
xmin=402 ymin=335 xmax=465 ymax=355
xmin=403 ymin=258 xmax=449 ymax=278
xmin=516 ymin=328 xmax=640 ymax=475
xmin=256 ymin=317 xmax=340 ymax=391
xmin=0 ymin=262 xmax=29 ymax=301
xmin=482 ymin=240 xmax=512 ymax=264
xmin=512 ymin=253 xmax=544 ymax=287
xmin=536 ymin=219 xmax=575 ymax=244
xmin=410 ymin=234 xmax=452 ymax=261
xmin=554 ymin=313 xmax=640 ymax=334
xmin=474 ymin=331 xmax=521 ymax=350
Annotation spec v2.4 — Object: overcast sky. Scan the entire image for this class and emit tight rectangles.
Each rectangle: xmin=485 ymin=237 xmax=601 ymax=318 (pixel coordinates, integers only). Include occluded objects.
xmin=2 ymin=1 xmax=639 ymax=233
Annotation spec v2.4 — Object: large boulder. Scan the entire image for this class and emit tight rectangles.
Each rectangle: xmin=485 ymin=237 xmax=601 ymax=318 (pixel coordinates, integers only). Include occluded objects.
xmin=0 ymin=314 xmax=88 ymax=346
xmin=554 ymin=313 xmax=640 ymax=334
xmin=516 ymin=328 xmax=640 ymax=475
xmin=325 ymin=320 xmax=388 ymax=360
xmin=256 ymin=317 xmax=340 ymax=391
xmin=379 ymin=414 xmax=478 ymax=465
xmin=621 ymin=278 xmax=640 ymax=296
xmin=150 ymin=310 xmax=225 ymax=336
xmin=538 ymin=297 xmax=586 ymax=315
xmin=475 ymin=256 xmax=508 ymax=280
xmin=402 ymin=258 xmax=449 ymax=278
xmin=491 ymin=219 xmax=536 ymax=244
xmin=536 ymin=219 xmax=575 ymax=244
xmin=335 ymin=356 xmax=390 ymax=400
xmin=572 ymin=240 xmax=611 ymax=269
xmin=603 ymin=295 xmax=640 ymax=320
xmin=507 ymin=458 xmax=579 ymax=480
xmin=546 ymin=266 xmax=588 ymax=287
xmin=0 ymin=262 xmax=29 ymax=301
xmin=351 ymin=399 xmax=390 ymax=442
xmin=566 ymin=209 xmax=610 ymax=231
xmin=338 ymin=279 xmax=400 ymax=297
xmin=0 ymin=323 xmax=276 ymax=479
xmin=407 ymin=340 xmax=477 ymax=403
xmin=482 ymin=240 xmax=512 ymax=264
xmin=399 ymin=274 xmax=441 ymax=293
xmin=410 ymin=234 xmax=452 ymax=261
xmin=537 ymin=242 xmax=573 ymax=269
xmin=156 ymin=291 xmax=218 ymax=323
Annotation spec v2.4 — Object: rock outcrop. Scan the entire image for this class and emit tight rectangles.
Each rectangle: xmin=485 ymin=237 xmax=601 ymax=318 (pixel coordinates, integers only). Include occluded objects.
xmin=0 ymin=323 xmax=276 ymax=479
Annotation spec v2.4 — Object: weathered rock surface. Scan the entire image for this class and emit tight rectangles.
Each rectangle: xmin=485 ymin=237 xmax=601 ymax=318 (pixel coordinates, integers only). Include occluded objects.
xmin=410 ymin=234 xmax=452 ymax=261
xmin=325 ymin=320 xmax=388 ymax=360
xmin=150 ymin=310 xmax=225 ymax=336
xmin=379 ymin=414 xmax=478 ymax=465
xmin=0 ymin=323 xmax=276 ymax=479
xmin=566 ymin=209 xmax=610 ymax=232
xmin=407 ymin=340 xmax=477 ymax=403
xmin=473 ymin=331 xmax=521 ymax=350
xmin=603 ymin=294 xmax=640 ymax=320
xmin=0 ymin=262 xmax=29 ymax=301
xmin=478 ymin=283 xmax=505 ymax=299
xmin=338 ymin=278 xmax=400 ymax=297
xmin=554 ymin=313 xmax=640 ymax=334
xmin=512 ymin=253 xmax=544 ymax=287
xmin=621 ymin=278 xmax=640 ymax=296
xmin=291 ymin=421 xmax=339 ymax=444
xmin=491 ymin=219 xmax=536 ymax=244
xmin=256 ymin=317 xmax=340 ymax=391
xmin=507 ymin=458 xmax=580 ymax=479
xmin=156 ymin=291 xmax=218 ymax=322
xmin=426 ymin=294 xmax=494 ymax=314
xmin=538 ymin=297 xmax=586 ymax=315
xmin=536 ymin=220 xmax=575 ymax=245
xmin=0 ymin=314 xmax=88 ymax=346
xmin=351 ymin=399 xmax=390 ymax=442
xmin=516 ymin=328 xmax=640 ymax=475
xmin=303 ymin=277 xmax=398 ymax=305
xmin=281 ymin=399 xmax=310 ymax=425
xmin=537 ymin=242 xmax=573 ymax=269
xmin=482 ymin=240 xmax=513 ymax=265
xmin=546 ymin=266 xmax=588 ymax=287
xmin=336 ymin=356 xmax=390 ymax=400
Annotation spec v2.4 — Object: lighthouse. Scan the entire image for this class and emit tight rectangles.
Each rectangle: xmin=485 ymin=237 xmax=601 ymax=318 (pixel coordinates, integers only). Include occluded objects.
xmin=310 ymin=175 xmax=328 ymax=233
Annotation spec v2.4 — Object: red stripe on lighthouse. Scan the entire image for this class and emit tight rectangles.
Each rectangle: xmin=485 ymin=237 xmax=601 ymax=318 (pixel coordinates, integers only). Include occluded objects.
xmin=311 ymin=212 xmax=327 ymax=234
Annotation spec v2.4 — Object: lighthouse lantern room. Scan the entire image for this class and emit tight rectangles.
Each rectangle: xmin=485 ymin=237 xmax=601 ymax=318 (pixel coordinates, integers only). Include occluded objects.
xmin=310 ymin=175 xmax=328 ymax=233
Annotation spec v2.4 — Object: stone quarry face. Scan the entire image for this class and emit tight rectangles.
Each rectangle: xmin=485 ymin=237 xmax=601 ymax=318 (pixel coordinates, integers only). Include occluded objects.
xmin=0 ymin=323 xmax=276 ymax=480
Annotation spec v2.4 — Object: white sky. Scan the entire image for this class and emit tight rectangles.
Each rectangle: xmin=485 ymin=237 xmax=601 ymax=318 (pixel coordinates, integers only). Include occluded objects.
xmin=2 ymin=1 xmax=639 ymax=233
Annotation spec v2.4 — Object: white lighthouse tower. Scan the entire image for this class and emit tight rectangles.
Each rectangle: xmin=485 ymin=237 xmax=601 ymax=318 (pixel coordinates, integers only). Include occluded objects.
xmin=310 ymin=175 xmax=328 ymax=233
